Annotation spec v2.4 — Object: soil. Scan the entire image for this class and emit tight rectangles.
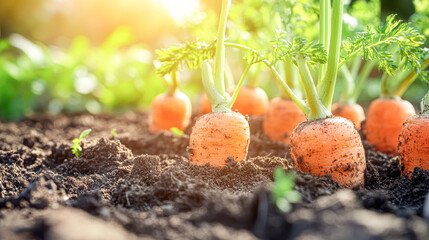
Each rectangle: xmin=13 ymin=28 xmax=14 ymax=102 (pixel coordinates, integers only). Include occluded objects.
xmin=0 ymin=112 xmax=428 ymax=240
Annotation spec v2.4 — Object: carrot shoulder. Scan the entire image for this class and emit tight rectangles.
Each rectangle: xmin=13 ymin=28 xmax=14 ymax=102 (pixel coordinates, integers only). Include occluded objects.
xmin=263 ymin=97 xmax=307 ymax=144
xmin=231 ymin=86 xmax=269 ymax=116
xmin=189 ymin=112 xmax=250 ymax=167
xmin=398 ymin=114 xmax=429 ymax=175
xmin=332 ymin=103 xmax=365 ymax=130
xmin=363 ymin=98 xmax=415 ymax=155
xmin=290 ymin=117 xmax=366 ymax=187
xmin=148 ymin=91 xmax=192 ymax=133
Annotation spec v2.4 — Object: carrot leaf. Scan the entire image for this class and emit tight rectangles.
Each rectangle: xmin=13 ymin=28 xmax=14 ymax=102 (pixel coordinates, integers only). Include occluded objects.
xmin=155 ymin=39 xmax=217 ymax=77
xmin=341 ymin=14 xmax=426 ymax=76
xmin=272 ymin=34 xmax=327 ymax=66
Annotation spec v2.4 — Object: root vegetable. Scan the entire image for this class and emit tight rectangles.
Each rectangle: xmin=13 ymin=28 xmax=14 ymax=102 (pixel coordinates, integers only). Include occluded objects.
xmin=148 ymin=91 xmax=192 ymax=133
xmin=363 ymin=98 xmax=415 ymax=155
xmin=332 ymin=103 xmax=365 ymax=130
xmin=189 ymin=112 xmax=250 ymax=167
xmin=290 ymin=117 xmax=366 ymax=187
xmin=263 ymin=97 xmax=306 ymax=144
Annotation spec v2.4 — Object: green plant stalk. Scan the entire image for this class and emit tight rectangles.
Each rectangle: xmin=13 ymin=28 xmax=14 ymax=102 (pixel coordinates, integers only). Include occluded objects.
xmin=350 ymin=54 xmax=362 ymax=80
xmin=247 ymin=63 xmax=262 ymax=88
xmin=228 ymin=64 xmax=253 ymax=108
xmin=392 ymin=57 xmax=429 ymax=97
xmin=318 ymin=0 xmax=331 ymax=84
xmin=167 ymin=71 xmax=178 ymax=96
xmin=263 ymin=60 xmax=310 ymax=115
xmin=202 ymin=61 xmax=230 ymax=112
xmin=350 ymin=60 xmax=376 ymax=103
xmin=339 ymin=65 xmax=355 ymax=103
xmin=317 ymin=0 xmax=343 ymax=111
xmin=421 ymin=90 xmax=429 ymax=115
xmin=214 ymin=0 xmax=231 ymax=96
xmin=225 ymin=58 xmax=234 ymax=89
xmin=297 ymin=54 xmax=331 ymax=119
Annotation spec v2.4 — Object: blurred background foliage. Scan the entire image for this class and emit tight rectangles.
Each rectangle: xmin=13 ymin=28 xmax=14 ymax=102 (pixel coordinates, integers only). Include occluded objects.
xmin=0 ymin=0 xmax=428 ymax=120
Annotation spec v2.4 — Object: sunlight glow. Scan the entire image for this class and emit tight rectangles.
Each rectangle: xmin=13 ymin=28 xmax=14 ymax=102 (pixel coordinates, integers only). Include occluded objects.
xmin=158 ymin=0 xmax=200 ymax=25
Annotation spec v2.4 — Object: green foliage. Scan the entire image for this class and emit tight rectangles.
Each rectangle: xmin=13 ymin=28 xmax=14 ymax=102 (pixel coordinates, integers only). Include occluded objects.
xmin=272 ymin=35 xmax=327 ymax=65
xmin=110 ymin=128 xmax=117 ymax=137
xmin=170 ymin=127 xmax=184 ymax=136
xmin=342 ymin=14 xmax=426 ymax=76
xmin=71 ymin=129 xmax=92 ymax=157
xmin=271 ymin=168 xmax=301 ymax=213
xmin=155 ymin=39 xmax=217 ymax=77
xmin=0 ymin=28 xmax=163 ymax=121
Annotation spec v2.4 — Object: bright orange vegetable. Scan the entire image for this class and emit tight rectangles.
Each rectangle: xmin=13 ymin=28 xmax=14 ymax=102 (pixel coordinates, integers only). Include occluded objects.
xmin=398 ymin=92 xmax=429 ymax=175
xmin=189 ymin=112 xmax=250 ymax=167
xmin=290 ymin=117 xmax=366 ymax=187
xmin=363 ymin=98 xmax=415 ymax=155
xmin=148 ymin=91 xmax=192 ymax=133
xmin=331 ymin=103 xmax=365 ymax=130
xmin=263 ymin=97 xmax=307 ymax=144
xmin=199 ymin=94 xmax=212 ymax=116
xmin=231 ymin=86 xmax=269 ymax=116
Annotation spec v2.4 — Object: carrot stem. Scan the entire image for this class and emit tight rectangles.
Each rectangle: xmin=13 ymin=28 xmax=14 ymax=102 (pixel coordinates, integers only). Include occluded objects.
xmin=202 ymin=61 xmax=230 ymax=112
xmin=229 ymin=64 xmax=253 ymax=108
xmin=214 ymin=0 xmax=231 ymax=96
xmin=317 ymin=0 xmax=343 ymax=111
xmin=264 ymin=60 xmax=309 ymax=115
xmin=297 ymin=54 xmax=331 ymax=120
xmin=392 ymin=57 xmax=429 ymax=98
xmin=318 ymin=0 xmax=331 ymax=84
xmin=225 ymin=58 xmax=234 ymax=89
xmin=350 ymin=61 xmax=376 ymax=103
xmin=339 ymin=65 xmax=354 ymax=104
xmin=167 ymin=71 xmax=179 ymax=96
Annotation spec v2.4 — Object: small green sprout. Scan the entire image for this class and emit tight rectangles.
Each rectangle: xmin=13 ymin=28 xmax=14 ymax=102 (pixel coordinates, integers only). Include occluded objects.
xmin=271 ymin=168 xmax=301 ymax=213
xmin=71 ymin=129 xmax=92 ymax=157
xmin=111 ymin=128 xmax=117 ymax=137
xmin=170 ymin=127 xmax=184 ymax=136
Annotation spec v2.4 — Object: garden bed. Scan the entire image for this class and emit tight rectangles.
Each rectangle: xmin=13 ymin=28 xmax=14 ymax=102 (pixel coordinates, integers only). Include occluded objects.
xmin=0 ymin=112 xmax=428 ymax=239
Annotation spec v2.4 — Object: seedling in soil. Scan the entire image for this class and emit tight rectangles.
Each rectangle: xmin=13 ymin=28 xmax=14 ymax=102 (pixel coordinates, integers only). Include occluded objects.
xmin=170 ymin=127 xmax=184 ymax=136
xmin=110 ymin=128 xmax=117 ymax=137
xmin=271 ymin=168 xmax=301 ymax=213
xmin=71 ymin=129 xmax=92 ymax=157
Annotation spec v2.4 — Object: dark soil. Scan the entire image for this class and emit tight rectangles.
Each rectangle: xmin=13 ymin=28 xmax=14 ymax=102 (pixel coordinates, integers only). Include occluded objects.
xmin=0 ymin=112 xmax=428 ymax=240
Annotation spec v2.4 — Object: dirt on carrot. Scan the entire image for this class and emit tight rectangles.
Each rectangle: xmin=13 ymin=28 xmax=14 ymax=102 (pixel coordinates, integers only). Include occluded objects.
xmin=289 ymin=117 xmax=366 ymax=187
xmin=398 ymin=114 xmax=429 ymax=175
xmin=189 ymin=112 xmax=250 ymax=167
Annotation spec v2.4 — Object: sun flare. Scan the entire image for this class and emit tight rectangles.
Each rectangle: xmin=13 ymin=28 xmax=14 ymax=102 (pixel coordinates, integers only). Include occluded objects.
xmin=158 ymin=0 xmax=200 ymax=25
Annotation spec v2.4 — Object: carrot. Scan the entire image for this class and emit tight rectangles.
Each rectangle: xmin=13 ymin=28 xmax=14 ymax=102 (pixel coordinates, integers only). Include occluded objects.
xmin=199 ymin=94 xmax=212 ymax=116
xmin=290 ymin=117 xmax=366 ymax=187
xmin=148 ymin=91 xmax=192 ymax=133
xmin=230 ymin=86 xmax=269 ymax=116
xmin=189 ymin=0 xmax=251 ymax=167
xmin=260 ymin=0 xmax=368 ymax=187
xmin=263 ymin=97 xmax=306 ymax=144
xmin=331 ymin=103 xmax=365 ymax=130
xmin=363 ymin=98 xmax=415 ymax=155
xmin=189 ymin=112 xmax=250 ymax=167
xmin=398 ymin=92 xmax=429 ymax=175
